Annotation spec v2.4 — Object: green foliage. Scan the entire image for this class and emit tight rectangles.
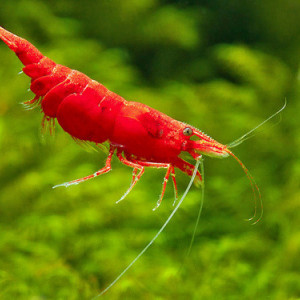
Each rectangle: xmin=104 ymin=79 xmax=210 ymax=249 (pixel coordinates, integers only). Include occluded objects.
xmin=0 ymin=0 xmax=299 ymax=299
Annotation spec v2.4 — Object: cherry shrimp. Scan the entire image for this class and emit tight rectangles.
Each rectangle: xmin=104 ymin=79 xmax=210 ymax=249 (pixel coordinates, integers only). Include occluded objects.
xmin=0 ymin=26 xmax=286 ymax=296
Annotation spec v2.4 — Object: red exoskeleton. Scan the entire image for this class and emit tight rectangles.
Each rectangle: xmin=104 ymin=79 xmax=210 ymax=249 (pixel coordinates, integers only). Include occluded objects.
xmin=1 ymin=26 xmax=285 ymax=296
xmin=0 ymin=26 xmax=253 ymax=206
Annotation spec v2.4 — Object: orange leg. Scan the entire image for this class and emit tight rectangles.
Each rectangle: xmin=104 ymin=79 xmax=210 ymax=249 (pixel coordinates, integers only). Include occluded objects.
xmin=170 ymin=167 xmax=178 ymax=205
xmin=127 ymin=158 xmax=178 ymax=209
xmin=153 ymin=164 xmax=172 ymax=210
xmin=53 ymin=146 xmax=115 ymax=188
xmin=116 ymin=150 xmax=145 ymax=203
xmin=130 ymin=168 xmax=139 ymax=185
xmin=173 ymin=157 xmax=202 ymax=186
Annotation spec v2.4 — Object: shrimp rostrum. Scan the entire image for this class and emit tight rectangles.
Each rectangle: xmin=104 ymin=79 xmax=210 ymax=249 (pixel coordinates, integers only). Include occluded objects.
xmin=0 ymin=27 xmax=259 ymax=212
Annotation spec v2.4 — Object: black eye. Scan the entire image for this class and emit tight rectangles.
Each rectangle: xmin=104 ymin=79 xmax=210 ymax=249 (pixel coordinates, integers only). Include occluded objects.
xmin=183 ymin=127 xmax=193 ymax=136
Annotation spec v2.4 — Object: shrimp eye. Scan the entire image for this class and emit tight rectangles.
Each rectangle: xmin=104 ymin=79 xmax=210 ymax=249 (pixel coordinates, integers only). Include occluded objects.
xmin=183 ymin=127 xmax=193 ymax=136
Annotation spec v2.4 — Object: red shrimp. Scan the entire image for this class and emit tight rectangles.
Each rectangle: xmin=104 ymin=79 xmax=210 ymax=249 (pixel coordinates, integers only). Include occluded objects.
xmin=0 ymin=26 xmax=262 ymax=210
xmin=1 ymin=26 xmax=287 ymax=296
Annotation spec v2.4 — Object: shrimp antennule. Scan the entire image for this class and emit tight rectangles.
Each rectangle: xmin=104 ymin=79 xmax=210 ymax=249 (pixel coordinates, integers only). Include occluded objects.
xmin=228 ymin=100 xmax=286 ymax=148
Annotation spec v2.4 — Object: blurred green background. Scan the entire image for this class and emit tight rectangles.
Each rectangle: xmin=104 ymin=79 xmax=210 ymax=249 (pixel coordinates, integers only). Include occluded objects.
xmin=0 ymin=0 xmax=299 ymax=299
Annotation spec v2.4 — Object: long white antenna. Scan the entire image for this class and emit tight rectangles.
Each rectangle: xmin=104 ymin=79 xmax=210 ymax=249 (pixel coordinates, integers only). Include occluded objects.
xmin=228 ymin=100 xmax=286 ymax=148
xmin=94 ymin=158 xmax=201 ymax=298
xmin=185 ymin=157 xmax=205 ymax=258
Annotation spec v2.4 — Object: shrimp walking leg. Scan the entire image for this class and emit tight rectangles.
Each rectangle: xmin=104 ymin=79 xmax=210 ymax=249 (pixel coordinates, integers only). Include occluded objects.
xmin=174 ymin=157 xmax=202 ymax=186
xmin=130 ymin=168 xmax=139 ymax=185
xmin=53 ymin=146 xmax=115 ymax=188
xmin=128 ymin=159 xmax=178 ymax=208
xmin=116 ymin=150 xmax=145 ymax=203
xmin=153 ymin=165 xmax=173 ymax=210
xmin=171 ymin=168 xmax=178 ymax=205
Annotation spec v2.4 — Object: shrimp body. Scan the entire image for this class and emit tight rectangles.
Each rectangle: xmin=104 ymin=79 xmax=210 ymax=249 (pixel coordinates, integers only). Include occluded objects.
xmin=1 ymin=26 xmax=271 ymax=296
xmin=0 ymin=26 xmax=246 ymax=205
